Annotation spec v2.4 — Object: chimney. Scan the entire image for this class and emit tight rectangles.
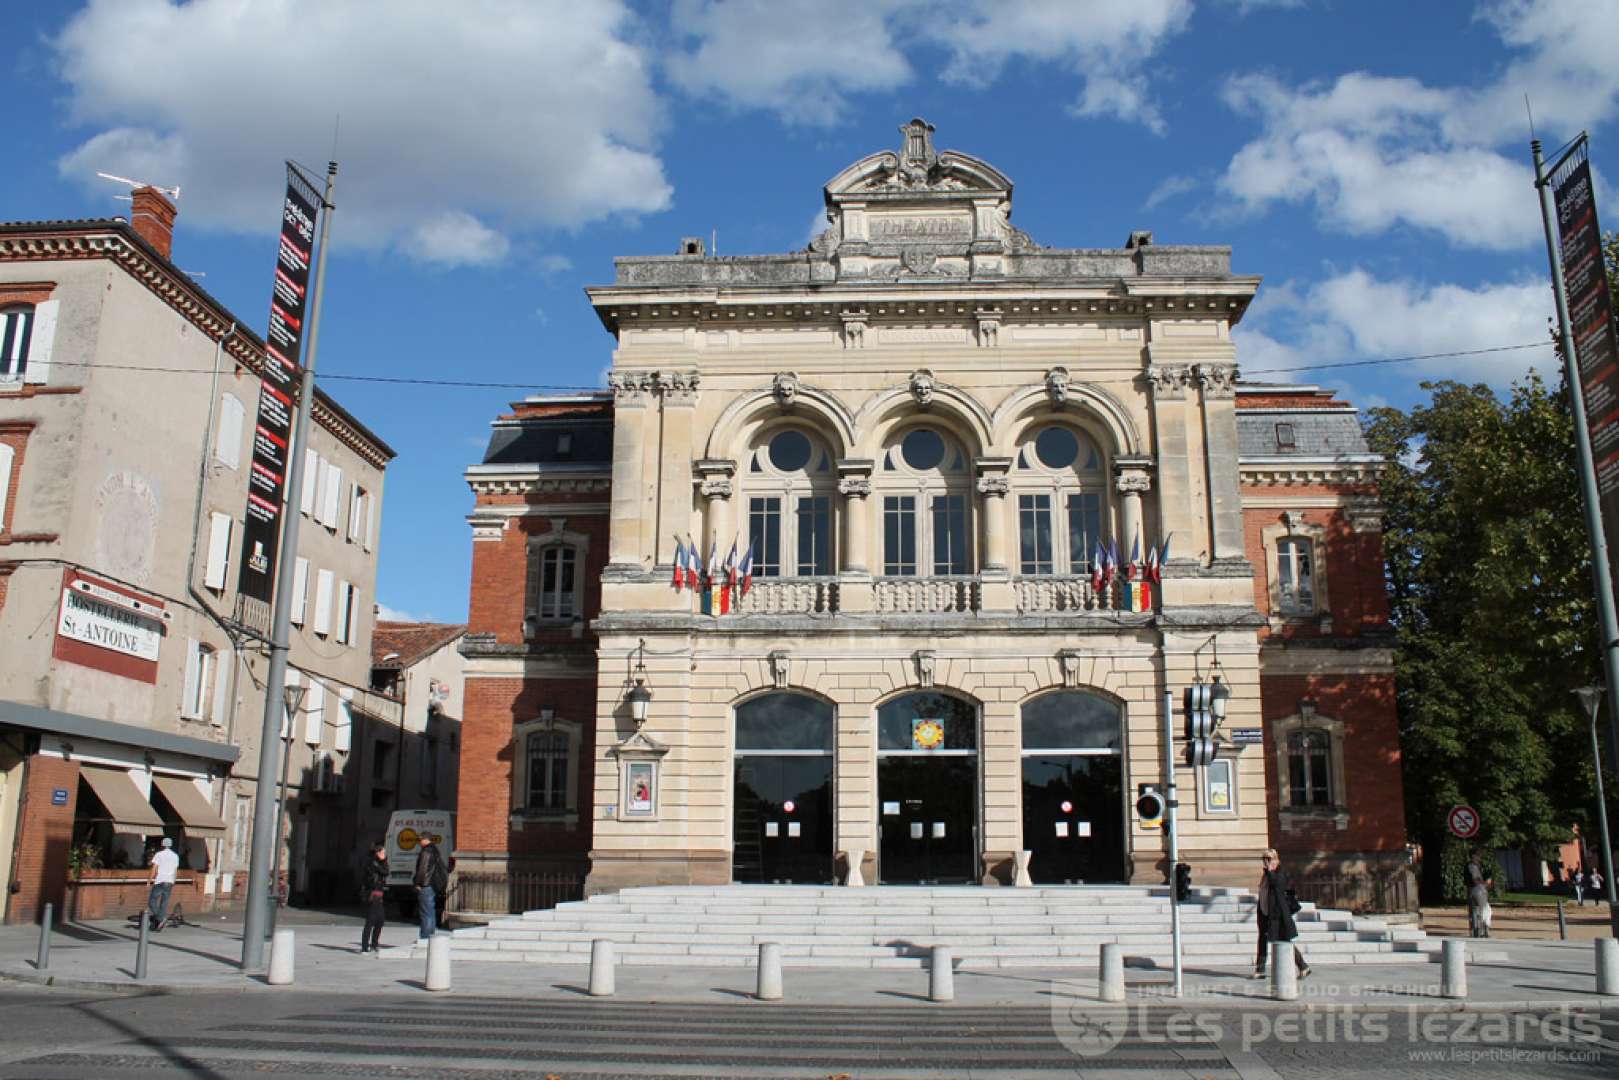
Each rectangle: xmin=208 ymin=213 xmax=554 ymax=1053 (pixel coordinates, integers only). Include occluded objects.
xmin=129 ymin=186 xmax=177 ymax=259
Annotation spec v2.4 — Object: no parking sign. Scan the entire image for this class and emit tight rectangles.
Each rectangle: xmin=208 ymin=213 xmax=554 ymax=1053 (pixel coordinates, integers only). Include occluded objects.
xmin=1447 ymin=805 xmax=1480 ymax=840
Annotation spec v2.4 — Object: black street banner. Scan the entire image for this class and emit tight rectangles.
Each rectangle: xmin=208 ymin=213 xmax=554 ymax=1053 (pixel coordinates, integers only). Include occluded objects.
xmin=1553 ymin=137 xmax=1619 ymax=590
xmin=237 ymin=164 xmax=320 ymax=610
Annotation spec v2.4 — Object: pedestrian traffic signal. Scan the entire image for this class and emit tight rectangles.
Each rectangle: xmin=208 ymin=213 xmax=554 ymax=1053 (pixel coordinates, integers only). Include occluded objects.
xmin=1174 ymin=862 xmax=1192 ymax=903
xmin=1135 ymin=785 xmax=1165 ymax=828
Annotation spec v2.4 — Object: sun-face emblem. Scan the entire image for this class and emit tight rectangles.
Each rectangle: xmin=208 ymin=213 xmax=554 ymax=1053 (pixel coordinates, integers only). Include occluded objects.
xmin=912 ymin=718 xmax=945 ymax=750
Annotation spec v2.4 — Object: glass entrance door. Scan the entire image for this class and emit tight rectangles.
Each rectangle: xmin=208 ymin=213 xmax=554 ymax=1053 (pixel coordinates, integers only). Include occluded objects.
xmin=876 ymin=691 xmax=979 ymax=885
xmin=1020 ymin=691 xmax=1127 ymax=884
xmin=732 ymin=692 xmax=835 ymax=884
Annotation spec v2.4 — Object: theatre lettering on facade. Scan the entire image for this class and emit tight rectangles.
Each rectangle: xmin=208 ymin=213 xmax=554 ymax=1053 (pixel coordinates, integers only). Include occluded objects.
xmin=458 ymin=121 xmax=1407 ymax=902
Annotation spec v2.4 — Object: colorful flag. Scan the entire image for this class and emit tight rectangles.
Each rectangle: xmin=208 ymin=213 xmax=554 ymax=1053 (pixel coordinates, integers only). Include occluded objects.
xmin=1126 ymin=533 xmax=1140 ymax=581
xmin=1144 ymin=535 xmax=1160 ymax=585
xmin=739 ymin=540 xmax=755 ymax=597
xmin=686 ymin=535 xmax=701 ymax=590
xmin=1155 ymin=533 xmax=1172 ymax=583
xmin=671 ymin=536 xmax=686 ymax=591
xmin=1090 ymin=539 xmax=1105 ymax=592
xmin=705 ymin=538 xmax=720 ymax=616
xmin=1104 ymin=541 xmax=1120 ymax=588
xmin=719 ymin=539 xmax=737 ymax=615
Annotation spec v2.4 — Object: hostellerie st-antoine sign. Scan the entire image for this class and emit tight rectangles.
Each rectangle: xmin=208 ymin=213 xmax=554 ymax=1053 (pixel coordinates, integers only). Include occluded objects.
xmin=57 ymin=586 xmax=163 ymax=661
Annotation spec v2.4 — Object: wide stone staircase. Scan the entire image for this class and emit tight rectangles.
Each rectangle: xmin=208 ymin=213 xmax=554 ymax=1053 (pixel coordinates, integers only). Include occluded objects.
xmin=392 ymin=885 xmax=1452 ymax=970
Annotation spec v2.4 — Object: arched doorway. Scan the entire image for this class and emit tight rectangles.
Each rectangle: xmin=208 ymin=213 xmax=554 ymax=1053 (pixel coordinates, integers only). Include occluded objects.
xmin=1020 ymin=691 xmax=1127 ymax=883
xmin=732 ymin=692 xmax=835 ymax=883
xmin=877 ymin=691 xmax=978 ymax=884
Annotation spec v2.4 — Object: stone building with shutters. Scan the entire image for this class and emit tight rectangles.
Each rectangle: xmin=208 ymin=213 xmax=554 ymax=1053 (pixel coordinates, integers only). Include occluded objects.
xmin=0 ymin=190 xmax=398 ymax=921
xmin=457 ymin=120 xmax=1409 ymax=906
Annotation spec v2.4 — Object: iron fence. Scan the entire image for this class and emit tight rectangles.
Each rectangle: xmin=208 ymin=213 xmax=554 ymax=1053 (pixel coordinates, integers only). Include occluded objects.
xmin=1291 ymin=871 xmax=1413 ymax=914
xmin=452 ymin=871 xmax=585 ymax=915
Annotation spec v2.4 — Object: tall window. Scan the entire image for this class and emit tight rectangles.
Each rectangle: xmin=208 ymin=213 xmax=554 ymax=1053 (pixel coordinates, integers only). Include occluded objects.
xmin=745 ymin=428 xmax=836 ymax=578
xmin=1010 ymin=425 xmax=1109 ymax=576
xmin=1287 ymin=729 xmax=1332 ymax=806
xmin=1277 ymin=538 xmax=1314 ymax=615
xmin=0 ymin=307 xmax=34 ymax=382
xmin=527 ymin=545 xmax=577 ymax=619
xmin=878 ymin=426 xmax=972 ymax=576
xmin=525 ymin=729 xmax=570 ymax=811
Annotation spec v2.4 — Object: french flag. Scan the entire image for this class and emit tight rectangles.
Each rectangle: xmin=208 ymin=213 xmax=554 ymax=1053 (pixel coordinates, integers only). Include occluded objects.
xmin=1154 ymin=533 xmax=1172 ymax=584
xmin=672 ymin=537 xmax=686 ymax=591
xmin=1126 ymin=534 xmax=1140 ymax=581
xmin=686 ymin=535 xmax=702 ymax=591
xmin=739 ymin=540 xmax=755 ymax=597
xmin=1090 ymin=539 xmax=1105 ymax=593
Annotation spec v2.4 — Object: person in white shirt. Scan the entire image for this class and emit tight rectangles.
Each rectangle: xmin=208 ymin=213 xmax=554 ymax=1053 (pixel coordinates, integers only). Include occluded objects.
xmin=147 ymin=837 xmax=180 ymax=931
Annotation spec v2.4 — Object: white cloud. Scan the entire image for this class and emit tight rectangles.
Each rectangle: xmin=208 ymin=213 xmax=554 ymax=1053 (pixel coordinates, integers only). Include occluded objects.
xmin=1215 ymin=1 xmax=1619 ymax=250
xmin=1237 ymin=270 xmax=1557 ymax=387
xmin=667 ymin=0 xmax=1192 ymax=132
xmin=534 ymin=254 xmax=574 ymax=278
xmin=52 ymin=0 xmax=671 ymax=262
xmin=1143 ymin=174 xmax=1198 ymax=210
xmin=376 ymin=603 xmax=431 ymax=623
xmin=409 ymin=211 xmax=510 ymax=268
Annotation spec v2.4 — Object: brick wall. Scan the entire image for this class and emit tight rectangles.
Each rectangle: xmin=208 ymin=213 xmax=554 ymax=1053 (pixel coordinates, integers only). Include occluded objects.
xmin=7 ymin=754 xmax=78 ymax=924
xmin=467 ymin=506 xmax=610 ymax=646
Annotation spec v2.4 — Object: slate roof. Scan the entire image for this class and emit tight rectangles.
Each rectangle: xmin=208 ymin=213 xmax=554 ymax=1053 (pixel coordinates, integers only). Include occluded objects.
xmin=482 ymin=417 xmax=613 ymax=466
xmin=372 ymin=622 xmax=465 ymax=670
xmin=1236 ymin=407 xmax=1371 ymax=457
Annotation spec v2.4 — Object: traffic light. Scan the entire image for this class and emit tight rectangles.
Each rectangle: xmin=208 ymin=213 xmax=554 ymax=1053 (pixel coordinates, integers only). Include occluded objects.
xmin=1135 ymin=784 xmax=1165 ymax=829
xmin=1184 ymin=684 xmax=1215 ymax=767
xmin=1174 ymin=862 xmax=1192 ymax=903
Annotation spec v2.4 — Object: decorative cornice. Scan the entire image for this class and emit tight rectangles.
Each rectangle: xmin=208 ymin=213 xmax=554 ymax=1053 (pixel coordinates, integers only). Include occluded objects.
xmin=1240 ymin=460 xmax=1383 ymax=486
xmin=1147 ymin=363 xmax=1192 ymax=400
xmin=1195 ymin=362 xmax=1238 ymax=400
xmin=467 ymin=476 xmax=612 ymax=496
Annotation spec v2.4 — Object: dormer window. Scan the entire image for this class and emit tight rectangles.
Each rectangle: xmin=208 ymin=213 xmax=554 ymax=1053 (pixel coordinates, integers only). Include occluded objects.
xmin=1275 ymin=423 xmax=1296 ymax=450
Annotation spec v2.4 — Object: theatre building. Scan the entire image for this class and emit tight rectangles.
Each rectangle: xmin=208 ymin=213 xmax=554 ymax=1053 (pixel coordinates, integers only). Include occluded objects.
xmin=457 ymin=121 xmax=1408 ymax=904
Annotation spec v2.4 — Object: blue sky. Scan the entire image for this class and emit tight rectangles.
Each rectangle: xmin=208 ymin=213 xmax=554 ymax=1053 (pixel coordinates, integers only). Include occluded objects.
xmin=4 ymin=1 xmax=1615 ymax=622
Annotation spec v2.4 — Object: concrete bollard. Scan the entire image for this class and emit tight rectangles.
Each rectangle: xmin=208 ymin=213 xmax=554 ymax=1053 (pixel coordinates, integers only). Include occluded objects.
xmin=425 ymin=934 xmax=451 ymax=992
xmin=36 ymin=903 xmax=52 ymax=971
xmin=267 ymin=928 xmax=295 ymax=986
xmin=1557 ymin=900 xmax=1568 ymax=941
xmin=929 ymin=945 xmax=954 ymax=1003
xmin=1098 ymin=943 xmax=1124 ymax=1002
xmin=1269 ymin=941 xmax=1297 ymax=1001
xmin=588 ymin=939 xmax=615 ymax=997
xmin=843 ymin=849 xmax=865 ymax=888
xmin=1596 ymin=938 xmax=1618 ymax=996
xmin=134 ymin=916 xmax=151 ymax=981
xmin=756 ymin=942 xmax=783 ymax=1001
xmin=1441 ymin=939 xmax=1467 ymax=999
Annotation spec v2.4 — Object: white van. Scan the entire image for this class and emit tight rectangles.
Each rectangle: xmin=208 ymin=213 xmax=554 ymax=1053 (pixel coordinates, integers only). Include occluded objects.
xmin=384 ymin=809 xmax=454 ymax=914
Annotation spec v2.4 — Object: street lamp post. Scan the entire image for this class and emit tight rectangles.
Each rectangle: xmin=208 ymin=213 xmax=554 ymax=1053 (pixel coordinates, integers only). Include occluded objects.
xmin=1573 ymin=686 xmax=1619 ymax=935
xmin=267 ymin=684 xmax=306 ymax=938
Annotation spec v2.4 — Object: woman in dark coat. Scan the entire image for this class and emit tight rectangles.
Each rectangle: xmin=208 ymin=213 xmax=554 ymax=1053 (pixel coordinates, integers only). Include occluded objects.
xmin=360 ymin=840 xmax=389 ymax=954
xmin=1252 ymin=848 xmax=1309 ymax=979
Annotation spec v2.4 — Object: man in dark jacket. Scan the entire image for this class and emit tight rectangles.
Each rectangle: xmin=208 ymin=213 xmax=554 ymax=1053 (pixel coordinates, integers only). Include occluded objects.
xmin=412 ymin=834 xmax=447 ymax=940
xmin=1252 ymin=848 xmax=1310 ymax=980
xmin=360 ymin=840 xmax=389 ymax=954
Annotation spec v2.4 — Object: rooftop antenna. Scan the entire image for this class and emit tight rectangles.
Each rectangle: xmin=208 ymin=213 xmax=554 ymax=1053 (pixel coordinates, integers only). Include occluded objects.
xmin=96 ymin=171 xmax=181 ymax=201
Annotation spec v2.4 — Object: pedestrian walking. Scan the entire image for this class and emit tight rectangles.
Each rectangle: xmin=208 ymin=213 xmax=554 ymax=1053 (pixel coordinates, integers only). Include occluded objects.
xmin=1592 ymin=869 xmax=1606 ymax=903
xmin=1466 ymin=851 xmax=1492 ymax=938
xmin=360 ymin=839 xmax=389 ymax=954
xmin=147 ymin=837 xmax=179 ymax=932
xmin=412 ymin=833 xmax=448 ymax=940
xmin=1582 ymin=869 xmax=1596 ymax=906
xmin=1574 ymin=868 xmax=1586 ymax=905
xmin=1251 ymin=848 xmax=1309 ymax=980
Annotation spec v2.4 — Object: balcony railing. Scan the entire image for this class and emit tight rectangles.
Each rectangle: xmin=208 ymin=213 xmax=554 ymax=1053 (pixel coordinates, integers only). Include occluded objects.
xmin=734 ymin=577 xmax=840 ymax=616
xmin=1014 ymin=575 xmax=1116 ymax=613
xmin=873 ymin=576 xmax=980 ymax=614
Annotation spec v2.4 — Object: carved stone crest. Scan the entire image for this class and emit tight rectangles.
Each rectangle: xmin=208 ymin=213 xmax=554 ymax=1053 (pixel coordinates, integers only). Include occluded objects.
xmin=1058 ymin=649 xmax=1082 ymax=689
xmin=975 ymin=310 xmax=1001 ymax=348
xmin=772 ymin=371 xmax=800 ymax=410
xmin=900 ymin=247 xmax=938 ymax=275
xmin=768 ymin=650 xmax=791 ymax=690
xmin=1045 ymin=366 xmax=1071 ymax=404
xmin=910 ymin=369 xmax=936 ymax=408
xmin=913 ymin=650 xmax=936 ymax=688
xmin=840 ymin=311 xmax=867 ymax=350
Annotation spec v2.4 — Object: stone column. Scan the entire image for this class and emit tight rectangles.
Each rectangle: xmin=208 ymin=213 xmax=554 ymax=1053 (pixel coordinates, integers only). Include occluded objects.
xmin=657 ymin=372 xmax=700 ymax=560
xmin=1146 ymin=356 xmax=1198 ymax=565
xmin=1196 ymin=363 xmax=1247 ymax=564
xmin=837 ymin=461 xmax=873 ymax=574
xmin=975 ymin=457 xmax=1012 ymax=573
xmin=695 ymin=459 xmax=735 ymax=556
xmin=1113 ymin=457 xmax=1153 ymax=556
xmin=606 ymin=372 xmax=655 ymax=567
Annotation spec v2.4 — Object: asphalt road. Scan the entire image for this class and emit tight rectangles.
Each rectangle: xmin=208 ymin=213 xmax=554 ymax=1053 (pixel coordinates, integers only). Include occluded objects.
xmin=0 ymin=985 xmax=1614 ymax=1078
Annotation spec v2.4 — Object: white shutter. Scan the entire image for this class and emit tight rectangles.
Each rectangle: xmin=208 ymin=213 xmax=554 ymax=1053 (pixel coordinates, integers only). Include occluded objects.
xmin=363 ymin=491 xmax=374 ymax=552
xmin=323 ymin=464 xmax=343 ymax=529
xmin=347 ymin=488 xmax=360 ymax=542
xmin=305 ymin=681 xmax=325 ymax=745
xmin=281 ymin=670 xmax=300 ymax=739
xmin=181 ymin=639 xmax=201 ymax=719
xmin=336 ymin=688 xmax=353 ymax=752
xmin=335 ymin=580 xmax=350 ymax=644
xmin=211 ymin=648 xmax=233 ymax=727
xmin=290 ymin=557 xmax=309 ymax=625
xmin=313 ymin=568 xmax=334 ymax=635
xmin=346 ymin=585 xmax=361 ymax=645
xmin=216 ymin=393 xmax=244 ymax=469
xmin=0 ymin=443 xmax=13 ymax=529
xmin=301 ymin=449 xmax=318 ymax=516
xmin=204 ymin=512 xmax=232 ymax=590
xmin=23 ymin=300 xmax=56 ymax=385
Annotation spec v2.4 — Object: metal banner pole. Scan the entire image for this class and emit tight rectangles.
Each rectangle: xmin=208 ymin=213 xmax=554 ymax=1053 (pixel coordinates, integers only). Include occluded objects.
xmin=1533 ymin=138 xmax=1619 ymax=933
xmin=241 ymin=161 xmax=338 ymax=969
xmin=1164 ymin=687 xmax=1182 ymax=997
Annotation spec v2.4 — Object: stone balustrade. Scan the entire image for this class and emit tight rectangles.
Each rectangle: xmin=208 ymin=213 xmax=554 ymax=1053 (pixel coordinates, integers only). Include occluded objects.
xmin=735 ymin=578 xmax=840 ymax=616
xmin=872 ymin=576 xmax=980 ymax=614
xmin=1014 ymin=575 xmax=1115 ymax=613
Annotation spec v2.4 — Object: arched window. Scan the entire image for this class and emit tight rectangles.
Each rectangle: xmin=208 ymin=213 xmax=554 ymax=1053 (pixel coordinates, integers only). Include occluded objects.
xmin=1009 ymin=424 xmax=1108 ymax=576
xmin=526 ymin=544 xmax=578 ymax=620
xmin=736 ymin=692 xmax=834 ymax=751
xmin=513 ymin=715 xmax=581 ymax=819
xmin=733 ymin=692 xmax=834 ymax=884
xmin=1020 ymin=690 xmax=1126 ymax=884
xmin=876 ymin=426 xmax=972 ymax=577
xmin=1287 ymin=729 xmax=1332 ymax=807
xmin=1020 ymin=691 xmax=1122 ymax=751
xmin=745 ymin=427 xmax=837 ymax=577
xmin=0 ymin=306 xmax=34 ymax=383
xmin=877 ymin=691 xmax=978 ymax=751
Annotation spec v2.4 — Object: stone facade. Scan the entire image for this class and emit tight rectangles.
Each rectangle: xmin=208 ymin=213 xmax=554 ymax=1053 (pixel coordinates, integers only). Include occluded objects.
xmin=457 ymin=121 xmax=1407 ymax=904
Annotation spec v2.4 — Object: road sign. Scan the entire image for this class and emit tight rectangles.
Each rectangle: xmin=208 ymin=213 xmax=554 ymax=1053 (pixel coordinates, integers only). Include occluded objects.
xmin=1447 ymin=805 xmax=1480 ymax=840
